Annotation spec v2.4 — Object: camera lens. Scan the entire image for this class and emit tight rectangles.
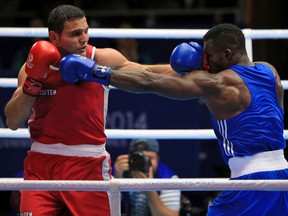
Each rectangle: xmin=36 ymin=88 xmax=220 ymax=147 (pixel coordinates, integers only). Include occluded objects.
xmin=128 ymin=151 xmax=151 ymax=175
xmin=129 ymin=152 xmax=147 ymax=172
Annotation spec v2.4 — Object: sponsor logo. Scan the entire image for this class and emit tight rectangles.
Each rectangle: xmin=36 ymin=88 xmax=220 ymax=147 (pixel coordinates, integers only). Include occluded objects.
xmin=20 ymin=212 xmax=32 ymax=216
xmin=40 ymin=89 xmax=57 ymax=96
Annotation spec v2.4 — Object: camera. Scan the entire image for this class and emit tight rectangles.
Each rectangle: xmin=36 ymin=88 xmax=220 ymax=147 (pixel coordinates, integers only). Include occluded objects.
xmin=123 ymin=147 xmax=151 ymax=178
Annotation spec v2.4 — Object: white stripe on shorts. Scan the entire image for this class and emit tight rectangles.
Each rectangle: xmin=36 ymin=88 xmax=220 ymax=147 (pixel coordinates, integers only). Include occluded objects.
xmin=228 ymin=149 xmax=288 ymax=178
xmin=31 ymin=142 xmax=107 ymax=158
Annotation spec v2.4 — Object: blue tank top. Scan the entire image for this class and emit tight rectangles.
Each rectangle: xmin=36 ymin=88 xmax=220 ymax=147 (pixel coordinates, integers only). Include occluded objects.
xmin=209 ymin=63 xmax=285 ymax=164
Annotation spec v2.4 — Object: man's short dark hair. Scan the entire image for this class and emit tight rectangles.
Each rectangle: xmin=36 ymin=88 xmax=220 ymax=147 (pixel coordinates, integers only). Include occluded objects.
xmin=48 ymin=5 xmax=86 ymax=34
xmin=203 ymin=23 xmax=246 ymax=54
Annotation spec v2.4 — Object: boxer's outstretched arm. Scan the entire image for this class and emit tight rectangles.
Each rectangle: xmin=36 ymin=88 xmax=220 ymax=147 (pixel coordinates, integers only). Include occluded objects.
xmin=59 ymin=51 xmax=218 ymax=99
xmin=108 ymin=69 xmax=218 ymax=100
xmin=59 ymin=49 xmax=179 ymax=85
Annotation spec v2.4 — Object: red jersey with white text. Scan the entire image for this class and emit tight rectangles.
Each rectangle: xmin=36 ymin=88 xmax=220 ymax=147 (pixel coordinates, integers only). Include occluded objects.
xmin=28 ymin=45 xmax=109 ymax=145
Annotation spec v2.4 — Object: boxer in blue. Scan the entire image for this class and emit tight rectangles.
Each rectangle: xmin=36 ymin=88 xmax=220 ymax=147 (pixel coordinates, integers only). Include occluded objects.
xmin=59 ymin=23 xmax=288 ymax=215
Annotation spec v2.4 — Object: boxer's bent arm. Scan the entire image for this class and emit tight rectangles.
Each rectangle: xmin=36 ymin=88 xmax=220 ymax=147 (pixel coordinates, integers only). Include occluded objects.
xmin=5 ymin=65 xmax=36 ymax=130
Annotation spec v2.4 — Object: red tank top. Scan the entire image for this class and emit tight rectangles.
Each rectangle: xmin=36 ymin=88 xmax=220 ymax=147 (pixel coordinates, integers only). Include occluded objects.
xmin=28 ymin=45 xmax=109 ymax=145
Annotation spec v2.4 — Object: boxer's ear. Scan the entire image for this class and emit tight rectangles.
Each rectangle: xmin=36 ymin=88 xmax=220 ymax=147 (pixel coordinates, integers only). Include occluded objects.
xmin=49 ymin=31 xmax=59 ymax=45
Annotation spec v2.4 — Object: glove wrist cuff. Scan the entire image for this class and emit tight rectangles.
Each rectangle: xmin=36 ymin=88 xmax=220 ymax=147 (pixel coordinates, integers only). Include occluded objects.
xmin=22 ymin=76 xmax=43 ymax=97
xmin=92 ymin=64 xmax=111 ymax=86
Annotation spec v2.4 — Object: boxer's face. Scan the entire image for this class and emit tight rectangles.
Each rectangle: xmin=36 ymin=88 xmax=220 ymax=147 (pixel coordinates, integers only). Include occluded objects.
xmin=204 ymin=39 xmax=230 ymax=73
xmin=51 ymin=17 xmax=89 ymax=57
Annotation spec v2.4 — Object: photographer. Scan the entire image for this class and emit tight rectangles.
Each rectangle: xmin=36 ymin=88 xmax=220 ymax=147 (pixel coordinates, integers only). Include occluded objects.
xmin=113 ymin=139 xmax=181 ymax=216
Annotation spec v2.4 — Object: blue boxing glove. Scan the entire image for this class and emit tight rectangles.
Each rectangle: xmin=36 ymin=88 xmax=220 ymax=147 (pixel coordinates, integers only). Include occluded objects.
xmin=170 ymin=41 xmax=204 ymax=76
xmin=59 ymin=54 xmax=111 ymax=85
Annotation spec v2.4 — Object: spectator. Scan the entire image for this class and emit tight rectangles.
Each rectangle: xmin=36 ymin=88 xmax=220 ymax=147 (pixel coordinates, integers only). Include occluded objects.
xmin=113 ymin=139 xmax=181 ymax=216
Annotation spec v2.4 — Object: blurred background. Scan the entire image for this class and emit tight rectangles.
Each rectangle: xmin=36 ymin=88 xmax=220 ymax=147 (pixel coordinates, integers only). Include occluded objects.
xmin=0 ymin=0 xmax=288 ymax=214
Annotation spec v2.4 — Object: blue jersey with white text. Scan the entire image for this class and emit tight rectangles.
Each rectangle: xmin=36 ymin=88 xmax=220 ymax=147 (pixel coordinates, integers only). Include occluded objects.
xmin=209 ymin=63 xmax=285 ymax=164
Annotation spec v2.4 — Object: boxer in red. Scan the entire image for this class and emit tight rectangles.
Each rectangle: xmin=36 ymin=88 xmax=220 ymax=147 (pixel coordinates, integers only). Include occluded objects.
xmin=5 ymin=4 xmax=204 ymax=216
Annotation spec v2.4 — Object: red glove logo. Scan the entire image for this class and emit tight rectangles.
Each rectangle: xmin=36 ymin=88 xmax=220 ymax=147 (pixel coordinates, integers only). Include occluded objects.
xmin=26 ymin=53 xmax=34 ymax=69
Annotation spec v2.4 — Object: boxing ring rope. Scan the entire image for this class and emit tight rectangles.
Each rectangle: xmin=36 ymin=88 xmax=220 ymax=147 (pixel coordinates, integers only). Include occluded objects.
xmin=1 ymin=27 xmax=288 ymax=39
xmin=1 ymin=128 xmax=288 ymax=140
xmin=1 ymin=28 xmax=288 ymax=215
xmin=3 ymin=177 xmax=288 ymax=216
xmin=1 ymin=178 xmax=288 ymax=216
xmin=1 ymin=78 xmax=288 ymax=90
xmin=1 ymin=178 xmax=288 ymax=191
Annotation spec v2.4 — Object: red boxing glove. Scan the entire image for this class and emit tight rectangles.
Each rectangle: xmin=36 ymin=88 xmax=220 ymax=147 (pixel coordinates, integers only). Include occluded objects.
xmin=25 ymin=40 xmax=60 ymax=80
xmin=23 ymin=40 xmax=60 ymax=96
